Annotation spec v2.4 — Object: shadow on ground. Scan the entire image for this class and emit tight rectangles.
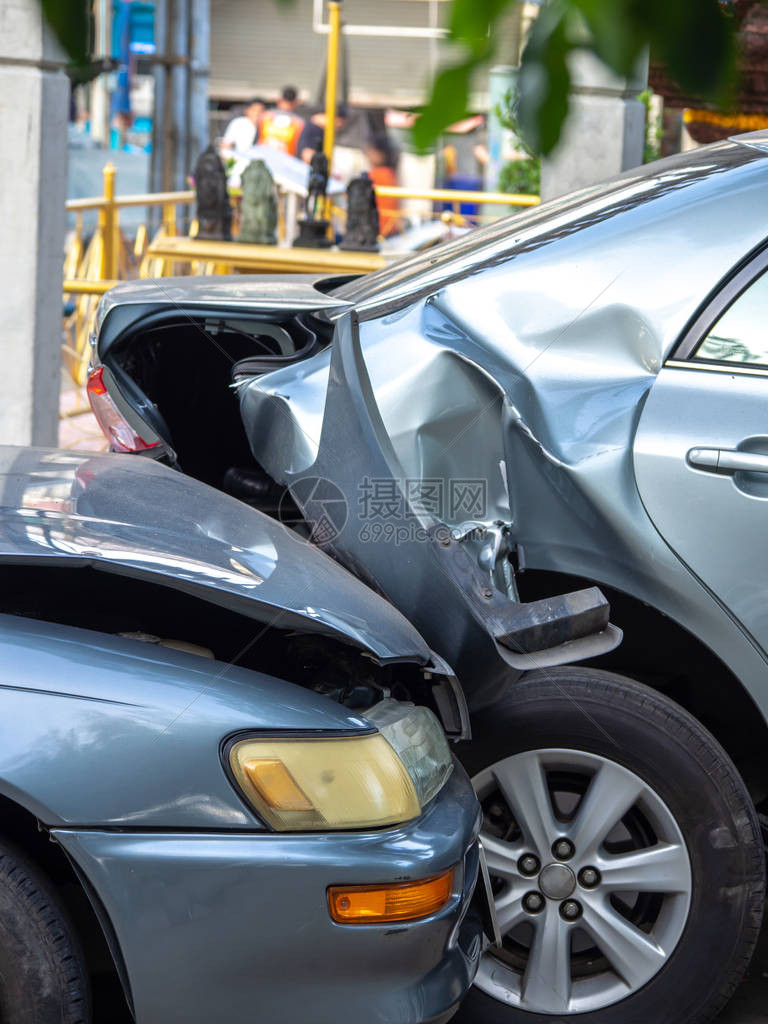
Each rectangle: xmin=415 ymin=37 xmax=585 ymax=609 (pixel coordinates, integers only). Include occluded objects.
xmin=716 ymin=916 xmax=768 ymax=1023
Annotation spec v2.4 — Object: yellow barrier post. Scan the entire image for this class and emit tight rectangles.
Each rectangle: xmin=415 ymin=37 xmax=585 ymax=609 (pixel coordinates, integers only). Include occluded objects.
xmin=99 ymin=163 xmax=117 ymax=280
xmin=323 ymin=0 xmax=341 ymax=222
xmin=163 ymin=202 xmax=177 ymax=237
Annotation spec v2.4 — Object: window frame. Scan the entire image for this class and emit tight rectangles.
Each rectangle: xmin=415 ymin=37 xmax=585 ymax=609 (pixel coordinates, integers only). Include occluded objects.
xmin=669 ymin=239 xmax=768 ymax=373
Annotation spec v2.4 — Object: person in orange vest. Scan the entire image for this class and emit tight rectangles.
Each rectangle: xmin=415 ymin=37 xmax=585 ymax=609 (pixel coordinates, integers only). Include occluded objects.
xmin=259 ymin=86 xmax=305 ymax=157
xmin=366 ymin=133 xmax=401 ymax=237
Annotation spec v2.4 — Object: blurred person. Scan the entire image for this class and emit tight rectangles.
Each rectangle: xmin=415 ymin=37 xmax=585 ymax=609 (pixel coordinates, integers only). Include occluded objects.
xmin=366 ymin=133 xmax=401 ymax=237
xmin=260 ymin=86 xmax=305 ymax=156
xmin=221 ymin=98 xmax=265 ymax=153
xmin=298 ymin=105 xmax=348 ymax=163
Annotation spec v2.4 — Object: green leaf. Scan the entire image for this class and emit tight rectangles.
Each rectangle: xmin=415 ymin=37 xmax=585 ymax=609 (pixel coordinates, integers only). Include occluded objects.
xmin=570 ymin=0 xmax=644 ymax=73
xmin=449 ymin=0 xmax=516 ymax=55
xmin=572 ymin=0 xmax=736 ymax=100
xmin=40 ymin=0 xmax=91 ymax=66
xmin=517 ymin=3 xmax=574 ymax=155
xmin=412 ymin=58 xmax=482 ymax=150
xmin=412 ymin=0 xmax=518 ymax=147
xmin=649 ymin=0 xmax=736 ymax=103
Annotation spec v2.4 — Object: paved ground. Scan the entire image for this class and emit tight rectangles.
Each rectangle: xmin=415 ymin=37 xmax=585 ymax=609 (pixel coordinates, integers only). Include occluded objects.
xmin=58 ymin=386 xmax=107 ymax=452
xmin=67 ymin=141 xmax=149 ymax=233
xmin=715 ymin=919 xmax=768 ymax=1023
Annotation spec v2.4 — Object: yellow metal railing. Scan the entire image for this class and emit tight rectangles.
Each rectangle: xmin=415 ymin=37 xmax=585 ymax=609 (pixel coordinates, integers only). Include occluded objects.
xmin=144 ymin=236 xmax=387 ymax=274
xmin=63 ymin=279 xmax=118 ymax=295
xmin=375 ymin=185 xmax=539 ymax=208
xmin=62 ymin=162 xmax=540 ymax=406
xmin=60 ymin=0 xmax=539 ymax=444
xmin=62 ymin=164 xmax=539 ymax=278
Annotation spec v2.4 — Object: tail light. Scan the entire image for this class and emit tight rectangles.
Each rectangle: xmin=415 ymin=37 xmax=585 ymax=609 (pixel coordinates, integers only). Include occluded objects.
xmin=87 ymin=366 xmax=158 ymax=453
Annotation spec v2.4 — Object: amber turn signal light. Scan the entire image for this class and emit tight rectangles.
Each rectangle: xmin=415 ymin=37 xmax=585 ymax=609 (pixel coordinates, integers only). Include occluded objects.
xmin=328 ymin=868 xmax=455 ymax=925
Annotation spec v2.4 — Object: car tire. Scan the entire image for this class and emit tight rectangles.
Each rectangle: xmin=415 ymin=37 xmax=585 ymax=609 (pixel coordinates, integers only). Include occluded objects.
xmin=455 ymin=667 xmax=765 ymax=1024
xmin=0 ymin=840 xmax=90 ymax=1024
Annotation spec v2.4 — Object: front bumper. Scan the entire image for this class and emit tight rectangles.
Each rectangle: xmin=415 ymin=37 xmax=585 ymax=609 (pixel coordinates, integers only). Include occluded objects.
xmin=53 ymin=761 xmax=482 ymax=1024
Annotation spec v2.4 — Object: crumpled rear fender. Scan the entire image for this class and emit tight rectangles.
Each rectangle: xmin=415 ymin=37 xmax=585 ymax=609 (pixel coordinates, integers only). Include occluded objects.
xmin=0 ymin=446 xmax=434 ymax=667
xmin=240 ymin=314 xmax=620 ymax=710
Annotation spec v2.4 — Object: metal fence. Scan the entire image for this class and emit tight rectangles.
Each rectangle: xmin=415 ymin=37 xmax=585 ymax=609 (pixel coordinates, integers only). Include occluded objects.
xmin=62 ymin=162 xmax=539 ymax=400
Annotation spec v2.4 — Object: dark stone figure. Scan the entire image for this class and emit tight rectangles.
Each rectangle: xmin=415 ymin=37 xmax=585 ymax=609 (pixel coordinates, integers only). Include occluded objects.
xmin=194 ymin=145 xmax=232 ymax=241
xmin=294 ymin=151 xmax=332 ymax=248
xmin=306 ymin=152 xmax=329 ymax=219
xmin=340 ymin=172 xmax=380 ymax=252
xmin=239 ymin=159 xmax=278 ymax=245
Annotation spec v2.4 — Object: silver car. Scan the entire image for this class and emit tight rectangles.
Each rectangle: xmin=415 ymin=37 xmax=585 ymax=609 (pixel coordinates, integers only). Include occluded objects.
xmin=89 ymin=131 xmax=768 ymax=1023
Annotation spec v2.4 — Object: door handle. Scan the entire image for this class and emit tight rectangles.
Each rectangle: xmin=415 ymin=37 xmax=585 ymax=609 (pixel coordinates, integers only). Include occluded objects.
xmin=687 ymin=447 xmax=768 ymax=474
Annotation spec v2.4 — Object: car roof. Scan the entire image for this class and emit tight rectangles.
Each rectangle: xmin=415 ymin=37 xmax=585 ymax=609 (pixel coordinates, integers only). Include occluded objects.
xmin=335 ymin=133 xmax=768 ymax=315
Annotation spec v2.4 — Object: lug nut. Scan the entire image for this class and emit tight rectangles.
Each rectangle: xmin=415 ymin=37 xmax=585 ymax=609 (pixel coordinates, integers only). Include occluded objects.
xmin=578 ymin=867 xmax=600 ymax=889
xmin=552 ymin=838 xmax=575 ymax=861
xmin=523 ymin=891 xmax=544 ymax=914
xmin=560 ymin=900 xmax=582 ymax=921
xmin=518 ymin=854 xmax=540 ymax=877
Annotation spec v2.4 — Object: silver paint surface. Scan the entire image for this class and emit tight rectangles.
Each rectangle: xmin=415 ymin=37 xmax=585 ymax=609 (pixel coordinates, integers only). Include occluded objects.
xmin=5 ymin=133 xmax=767 ymax=1022
xmin=0 ymin=612 xmax=369 ymax=828
xmin=242 ymin=133 xmax=768 ymax=721
xmin=0 ymin=445 xmax=432 ymax=664
xmin=54 ymin=763 xmax=482 ymax=1024
xmin=0 ymin=446 xmax=481 ymax=1020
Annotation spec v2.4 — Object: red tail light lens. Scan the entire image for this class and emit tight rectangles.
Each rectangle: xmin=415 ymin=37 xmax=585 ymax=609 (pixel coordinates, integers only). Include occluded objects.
xmin=86 ymin=367 xmax=159 ymax=453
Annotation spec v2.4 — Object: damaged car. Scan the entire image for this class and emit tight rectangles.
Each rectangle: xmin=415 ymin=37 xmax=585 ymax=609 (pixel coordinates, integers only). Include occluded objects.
xmin=0 ymin=447 xmax=496 ymax=1024
xmin=86 ymin=131 xmax=768 ymax=1023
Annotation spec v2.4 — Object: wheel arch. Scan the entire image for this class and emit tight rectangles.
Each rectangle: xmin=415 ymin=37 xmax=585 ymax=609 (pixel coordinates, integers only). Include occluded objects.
xmin=516 ymin=568 xmax=768 ymax=806
xmin=0 ymin=792 xmax=133 ymax=1020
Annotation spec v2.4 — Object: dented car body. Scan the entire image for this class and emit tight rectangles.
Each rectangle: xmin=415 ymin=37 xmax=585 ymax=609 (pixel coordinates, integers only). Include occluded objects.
xmin=6 ymin=134 xmax=768 ymax=1024
xmin=0 ymin=445 xmax=490 ymax=1023
xmin=94 ymin=135 xmax=768 ymax=726
xmin=82 ymin=134 xmax=768 ymax=1023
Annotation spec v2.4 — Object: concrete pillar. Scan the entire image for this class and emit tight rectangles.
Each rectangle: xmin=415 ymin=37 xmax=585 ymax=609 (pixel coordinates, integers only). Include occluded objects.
xmin=540 ymin=51 xmax=648 ymax=201
xmin=0 ymin=0 xmax=68 ymax=446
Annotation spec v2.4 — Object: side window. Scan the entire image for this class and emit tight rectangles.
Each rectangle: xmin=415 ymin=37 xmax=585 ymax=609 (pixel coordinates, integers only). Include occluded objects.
xmin=695 ymin=269 xmax=768 ymax=367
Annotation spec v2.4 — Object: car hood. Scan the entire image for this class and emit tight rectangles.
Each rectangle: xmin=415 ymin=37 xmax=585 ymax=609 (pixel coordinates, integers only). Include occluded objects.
xmin=0 ymin=447 xmax=433 ymax=665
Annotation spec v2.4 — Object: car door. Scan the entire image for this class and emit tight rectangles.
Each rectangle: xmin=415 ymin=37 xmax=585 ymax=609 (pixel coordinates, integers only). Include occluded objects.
xmin=638 ymin=243 xmax=768 ymax=651
xmin=634 ymin=245 xmax=768 ymax=653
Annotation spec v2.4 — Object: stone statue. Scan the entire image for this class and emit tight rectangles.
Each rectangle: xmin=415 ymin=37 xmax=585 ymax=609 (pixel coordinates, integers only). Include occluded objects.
xmin=238 ymin=159 xmax=277 ymax=245
xmin=306 ymin=151 xmax=329 ymax=220
xmin=294 ymin=150 xmax=332 ymax=248
xmin=340 ymin=172 xmax=380 ymax=252
xmin=194 ymin=145 xmax=232 ymax=241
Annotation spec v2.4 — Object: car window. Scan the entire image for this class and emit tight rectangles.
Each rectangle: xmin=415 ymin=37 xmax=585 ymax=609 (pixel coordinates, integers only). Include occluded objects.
xmin=695 ymin=269 xmax=768 ymax=366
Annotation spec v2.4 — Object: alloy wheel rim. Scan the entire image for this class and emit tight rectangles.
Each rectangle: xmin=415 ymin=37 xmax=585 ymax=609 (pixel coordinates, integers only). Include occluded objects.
xmin=472 ymin=748 xmax=692 ymax=1015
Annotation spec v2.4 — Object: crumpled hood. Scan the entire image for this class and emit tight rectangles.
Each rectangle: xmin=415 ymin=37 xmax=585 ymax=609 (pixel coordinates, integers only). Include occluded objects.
xmin=0 ymin=447 xmax=433 ymax=665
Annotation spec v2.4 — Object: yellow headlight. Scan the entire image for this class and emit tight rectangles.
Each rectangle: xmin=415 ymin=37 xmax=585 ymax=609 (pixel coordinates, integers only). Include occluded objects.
xmin=229 ymin=734 xmax=421 ymax=831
